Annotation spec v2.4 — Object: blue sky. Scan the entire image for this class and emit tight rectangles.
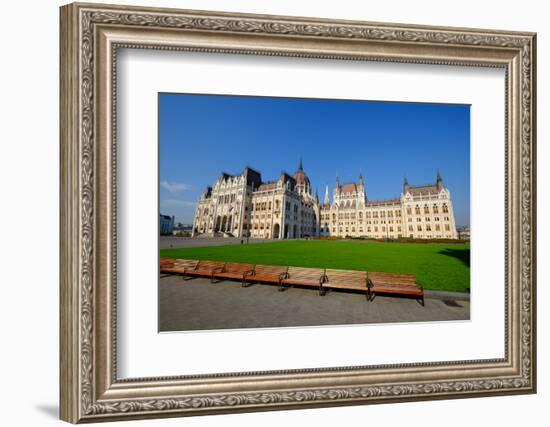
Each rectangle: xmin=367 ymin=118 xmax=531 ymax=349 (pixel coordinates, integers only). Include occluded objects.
xmin=159 ymin=93 xmax=470 ymax=227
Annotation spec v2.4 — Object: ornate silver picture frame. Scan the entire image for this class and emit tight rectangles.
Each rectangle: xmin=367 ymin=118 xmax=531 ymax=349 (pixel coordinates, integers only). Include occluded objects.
xmin=60 ymin=2 xmax=536 ymax=423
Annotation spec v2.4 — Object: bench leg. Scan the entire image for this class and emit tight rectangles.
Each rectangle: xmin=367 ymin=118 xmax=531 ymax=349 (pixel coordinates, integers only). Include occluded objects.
xmin=278 ymin=281 xmax=286 ymax=292
xmin=241 ymin=276 xmax=252 ymax=288
xmin=319 ymin=284 xmax=326 ymax=296
xmin=418 ymin=295 xmax=425 ymax=306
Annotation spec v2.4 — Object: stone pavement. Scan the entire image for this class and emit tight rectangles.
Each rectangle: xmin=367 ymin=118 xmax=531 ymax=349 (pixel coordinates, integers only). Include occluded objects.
xmin=159 ymin=275 xmax=470 ymax=332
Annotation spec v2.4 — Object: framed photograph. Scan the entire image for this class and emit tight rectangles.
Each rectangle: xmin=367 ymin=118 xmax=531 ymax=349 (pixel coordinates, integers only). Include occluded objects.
xmin=60 ymin=2 xmax=537 ymax=423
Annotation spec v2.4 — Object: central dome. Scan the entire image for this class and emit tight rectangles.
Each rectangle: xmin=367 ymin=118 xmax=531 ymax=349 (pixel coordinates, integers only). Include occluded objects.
xmin=293 ymin=159 xmax=310 ymax=186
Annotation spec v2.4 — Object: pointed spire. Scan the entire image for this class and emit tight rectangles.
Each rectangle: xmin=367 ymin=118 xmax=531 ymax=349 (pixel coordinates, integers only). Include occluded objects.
xmin=324 ymin=185 xmax=330 ymax=205
xmin=314 ymin=188 xmax=319 ymax=203
xmin=404 ymin=175 xmax=409 ymax=186
xmin=403 ymin=174 xmax=409 ymax=194
xmin=299 ymin=157 xmax=303 ymax=171
xmin=436 ymin=169 xmax=444 ymax=190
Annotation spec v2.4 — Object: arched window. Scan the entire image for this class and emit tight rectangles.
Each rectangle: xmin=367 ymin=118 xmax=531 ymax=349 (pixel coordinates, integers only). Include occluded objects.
xmin=442 ymin=204 xmax=449 ymax=213
xmin=407 ymin=207 xmax=412 ymax=215
xmin=433 ymin=204 xmax=439 ymax=214
xmin=415 ymin=205 xmax=421 ymax=215
xmin=424 ymin=204 xmax=429 ymax=214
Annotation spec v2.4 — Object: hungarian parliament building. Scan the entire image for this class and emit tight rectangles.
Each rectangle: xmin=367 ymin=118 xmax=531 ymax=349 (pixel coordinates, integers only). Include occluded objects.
xmin=191 ymin=161 xmax=458 ymax=240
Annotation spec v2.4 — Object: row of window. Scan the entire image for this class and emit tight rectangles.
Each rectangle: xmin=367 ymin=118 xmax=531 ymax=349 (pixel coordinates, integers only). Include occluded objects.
xmin=407 ymin=204 xmax=449 ymax=215
xmin=408 ymin=216 xmax=451 ymax=223
xmin=329 ymin=222 xmax=452 ymax=234
xmin=408 ymin=224 xmax=451 ymax=232
xmin=335 ymin=225 xmax=401 ymax=234
xmin=335 ymin=219 xmax=399 ymax=226
xmin=217 ymin=193 xmax=237 ymax=204
xmin=253 ymin=200 xmax=278 ymax=211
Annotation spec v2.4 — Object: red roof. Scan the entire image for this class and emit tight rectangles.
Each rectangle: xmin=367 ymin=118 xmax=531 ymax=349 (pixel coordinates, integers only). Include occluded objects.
xmin=366 ymin=199 xmax=400 ymax=207
xmin=293 ymin=170 xmax=310 ymax=186
xmin=408 ymin=185 xmax=440 ymax=196
xmin=340 ymin=183 xmax=357 ymax=193
xmin=257 ymin=182 xmax=277 ymax=191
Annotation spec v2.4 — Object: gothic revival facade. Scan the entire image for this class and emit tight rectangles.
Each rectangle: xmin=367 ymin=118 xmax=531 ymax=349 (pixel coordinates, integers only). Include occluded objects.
xmin=191 ymin=161 xmax=319 ymax=239
xmin=192 ymin=162 xmax=458 ymax=240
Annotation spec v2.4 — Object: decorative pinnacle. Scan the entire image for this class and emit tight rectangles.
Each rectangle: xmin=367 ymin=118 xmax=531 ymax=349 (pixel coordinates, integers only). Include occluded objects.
xmin=299 ymin=157 xmax=303 ymax=171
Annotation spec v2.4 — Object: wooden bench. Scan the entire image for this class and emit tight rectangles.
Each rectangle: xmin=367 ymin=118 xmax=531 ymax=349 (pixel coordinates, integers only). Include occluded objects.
xmin=280 ymin=267 xmax=325 ymax=294
xmin=321 ymin=269 xmax=369 ymax=299
xmin=213 ymin=262 xmax=255 ymax=286
xmin=183 ymin=260 xmax=227 ymax=283
xmin=159 ymin=257 xmax=176 ymax=271
xmin=367 ymin=272 xmax=424 ymax=305
xmin=244 ymin=264 xmax=288 ymax=288
xmin=160 ymin=258 xmax=198 ymax=275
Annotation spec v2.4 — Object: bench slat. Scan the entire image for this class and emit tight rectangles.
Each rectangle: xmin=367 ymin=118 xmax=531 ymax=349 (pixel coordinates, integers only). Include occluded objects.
xmin=282 ymin=267 xmax=325 ymax=287
xmin=368 ymin=271 xmax=424 ymax=305
xmin=322 ymin=269 xmax=368 ymax=293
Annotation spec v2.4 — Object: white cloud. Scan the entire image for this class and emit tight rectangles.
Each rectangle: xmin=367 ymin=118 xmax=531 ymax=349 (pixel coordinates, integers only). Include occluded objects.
xmin=160 ymin=181 xmax=191 ymax=194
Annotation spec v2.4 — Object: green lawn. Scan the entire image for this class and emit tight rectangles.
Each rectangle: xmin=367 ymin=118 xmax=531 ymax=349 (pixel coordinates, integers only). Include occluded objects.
xmin=160 ymin=240 xmax=470 ymax=293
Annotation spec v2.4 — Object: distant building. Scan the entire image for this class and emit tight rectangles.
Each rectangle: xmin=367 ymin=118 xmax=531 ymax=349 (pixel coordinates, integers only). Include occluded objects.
xmin=160 ymin=214 xmax=174 ymax=235
xmin=457 ymin=226 xmax=470 ymax=241
xmin=192 ymin=160 xmax=318 ymax=239
xmin=319 ymin=170 xmax=458 ymax=239
xmin=192 ymin=161 xmax=458 ymax=240
xmin=172 ymin=223 xmax=193 ymax=237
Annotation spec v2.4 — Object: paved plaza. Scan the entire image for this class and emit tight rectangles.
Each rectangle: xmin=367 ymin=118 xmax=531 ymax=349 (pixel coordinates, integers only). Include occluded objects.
xmin=159 ymin=275 xmax=470 ymax=332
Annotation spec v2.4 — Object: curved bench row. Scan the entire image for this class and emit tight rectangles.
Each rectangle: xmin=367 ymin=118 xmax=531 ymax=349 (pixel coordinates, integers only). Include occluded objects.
xmin=160 ymin=258 xmax=424 ymax=305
